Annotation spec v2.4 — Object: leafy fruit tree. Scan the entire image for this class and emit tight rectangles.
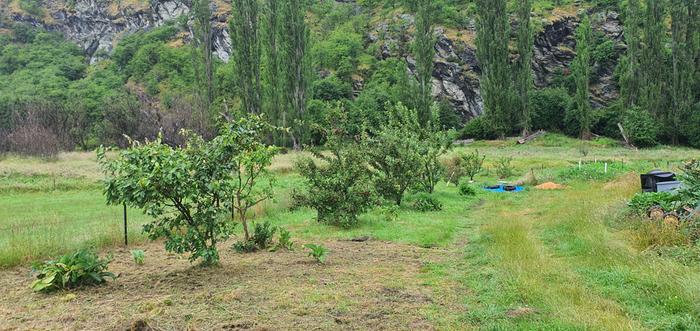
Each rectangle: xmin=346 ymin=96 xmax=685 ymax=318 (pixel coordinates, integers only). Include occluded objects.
xmin=218 ymin=117 xmax=279 ymax=241
xmin=416 ymin=104 xmax=452 ymax=194
xmin=294 ymin=104 xmax=376 ymax=228
xmin=365 ymin=103 xmax=423 ymax=206
xmin=572 ymin=15 xmax=593 ymax=140
xmin=461 ymin=149 xmax=486 ymax=181
xmin=99 ymin=114 xmax=277 ymax=265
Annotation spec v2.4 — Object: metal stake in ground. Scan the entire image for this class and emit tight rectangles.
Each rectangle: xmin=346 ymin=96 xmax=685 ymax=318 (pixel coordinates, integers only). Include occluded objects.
xmin=123 ymin=203 xmax=128 ymax=246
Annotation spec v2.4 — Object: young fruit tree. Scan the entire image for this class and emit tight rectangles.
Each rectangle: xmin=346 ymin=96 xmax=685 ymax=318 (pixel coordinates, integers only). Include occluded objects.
xmin=364 ymin=103 xmax=423 ymax=206
xmin=294 ymin=105 xmax=376 ymax=228
xmin=98 ymin=114 xmax=277 ymax=265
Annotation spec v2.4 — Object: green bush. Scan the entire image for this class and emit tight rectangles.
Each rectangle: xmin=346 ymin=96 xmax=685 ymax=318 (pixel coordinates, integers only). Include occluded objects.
xmin=412 ymin=193 xmax=443 ymax=212
xmin=458 ymin=180 xmax=477 ymax=196
xmin=312 ymin=75 xmax=352 ymax=101
xmin=529 ymin=88 xmax=572 ymax=132
xmin=623 ymin=108 xmax=659 ymax=147
xmin=252 ymin=221 xmax=277 ymax=250
xmin=31 ymin=249 xmax=115 ymax=293
xmin=232 ymin=240 xmax=258 ymax=253
xmin=460 ymin=116 xmax=497 ymax=140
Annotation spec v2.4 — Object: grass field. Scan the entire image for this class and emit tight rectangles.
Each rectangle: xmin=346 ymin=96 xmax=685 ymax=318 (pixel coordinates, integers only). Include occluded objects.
xmin=1 ymin=134 xmax=699 ymax=329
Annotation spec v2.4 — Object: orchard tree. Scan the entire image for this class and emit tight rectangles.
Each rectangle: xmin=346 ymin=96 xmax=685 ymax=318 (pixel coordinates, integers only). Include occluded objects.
xmin=98 ymin=115 xmax=277 ymax=265
xmin=294 ymin=104 xmax=376 ymax=228
xmin=365 ymin=103 xmax=423 ymax=206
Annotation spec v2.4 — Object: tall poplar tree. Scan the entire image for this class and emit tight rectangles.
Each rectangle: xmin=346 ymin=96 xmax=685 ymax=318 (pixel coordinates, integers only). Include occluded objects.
xmin=572 ymin=15 xmax=593 ymax=140
xmin=281 ymin=0 xmax=310 ymax=148
xmin=620 ymin=0 xmax=642 ymax=108
xmin=412 ymin=0 xmax=436 ymax=126
xmin=191 ymin=0 xmax=215 ymax=110
xmin=514 ymin=0 xmax=533 ymax=136
xmin=670 ymin=0 xmax=693 ymax=144
xmin=641 ymin=0 xmax=666 ymax=119
xmin=231 ymin=0 xmax=262 ymax=115
xmin=262 ymin=0 xmax=282 ymax=141
xmin=475 ymin=0 xmax=511 ymax=138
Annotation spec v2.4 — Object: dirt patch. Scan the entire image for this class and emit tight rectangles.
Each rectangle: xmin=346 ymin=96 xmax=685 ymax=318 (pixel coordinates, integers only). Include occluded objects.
xmin=535 ymin=182 xmax=565 ymax=190
xmin=0 ymin=239 xmax=447 ymax=330
xmin=506 ymin=307 xmax=538 ymax=318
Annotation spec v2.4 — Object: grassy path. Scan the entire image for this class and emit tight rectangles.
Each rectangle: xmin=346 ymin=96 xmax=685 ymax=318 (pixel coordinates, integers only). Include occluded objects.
xmin=441 ymin=175 xmax=700 ymax=330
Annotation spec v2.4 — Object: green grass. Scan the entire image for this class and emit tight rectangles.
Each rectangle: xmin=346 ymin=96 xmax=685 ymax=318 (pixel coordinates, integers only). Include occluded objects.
xmin=0 ymin=190 xmax=151 ymax=267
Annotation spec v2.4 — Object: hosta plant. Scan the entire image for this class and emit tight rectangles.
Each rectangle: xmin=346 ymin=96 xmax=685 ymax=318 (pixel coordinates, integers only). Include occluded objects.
xmin=31 ymin=249 xmax=116 ymax=293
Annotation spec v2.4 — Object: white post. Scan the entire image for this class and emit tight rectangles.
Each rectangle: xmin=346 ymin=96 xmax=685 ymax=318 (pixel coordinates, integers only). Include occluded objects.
xmin=579 ymin=159 xmax=582 ymax=170
xmin=604 ymin=162 xmax=608 ymax=174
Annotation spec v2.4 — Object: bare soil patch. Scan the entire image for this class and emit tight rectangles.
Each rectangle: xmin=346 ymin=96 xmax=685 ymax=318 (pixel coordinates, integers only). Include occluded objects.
xmin=0 ymin=239 xmax=450 ymax=330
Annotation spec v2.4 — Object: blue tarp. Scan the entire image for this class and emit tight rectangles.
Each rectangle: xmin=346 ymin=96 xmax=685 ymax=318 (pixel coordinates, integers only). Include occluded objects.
xmin=483 ymin=185 xmax=524 ymax=193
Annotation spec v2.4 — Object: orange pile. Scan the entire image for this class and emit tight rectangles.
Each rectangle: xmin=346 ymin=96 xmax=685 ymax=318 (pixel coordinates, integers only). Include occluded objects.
xmin=535 ymin=182 xmax=564 ymax=190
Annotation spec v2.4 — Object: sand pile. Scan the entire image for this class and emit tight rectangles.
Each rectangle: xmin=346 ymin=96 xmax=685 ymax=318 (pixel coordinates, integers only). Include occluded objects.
xmin=535 ymin=182 xmax=564 ymax=190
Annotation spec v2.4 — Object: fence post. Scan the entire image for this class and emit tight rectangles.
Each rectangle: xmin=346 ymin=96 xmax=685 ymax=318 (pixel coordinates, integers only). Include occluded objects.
xmin=123 ymin=203 xmax=128 ymax=246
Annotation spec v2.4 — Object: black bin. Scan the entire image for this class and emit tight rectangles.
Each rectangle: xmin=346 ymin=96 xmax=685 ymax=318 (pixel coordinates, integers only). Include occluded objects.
xmin=640 ymin=170 xmax=677 ymax=193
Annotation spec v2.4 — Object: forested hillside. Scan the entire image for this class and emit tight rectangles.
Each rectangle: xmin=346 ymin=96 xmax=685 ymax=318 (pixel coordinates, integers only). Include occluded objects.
xmin=0 ymin=0 xmax=698 ymax=154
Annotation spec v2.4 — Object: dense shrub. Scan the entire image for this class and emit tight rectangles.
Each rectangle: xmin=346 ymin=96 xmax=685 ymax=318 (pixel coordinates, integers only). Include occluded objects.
xmin=31 ymin=249 xmax=115 ymax=293
xmin=458 ymin=180 xmax=477 ymax=196
xmin=312 ymin=75 xmax=353 ymax=101
xmin=623 ymin=108 xmax=659 ymax=147
xmin=460 ymin=116 xmax=497 ymax=140
xmin=529 ymin=88 xmax=572 ymax=132
xmin=412 ymin=193 xmax=443 ymax=212
xmin=251 ymin=221 xmax=277 ymax=250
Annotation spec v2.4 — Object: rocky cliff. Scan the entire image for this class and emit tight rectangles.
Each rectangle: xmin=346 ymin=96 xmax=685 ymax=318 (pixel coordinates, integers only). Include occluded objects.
xmin=1 ymin=0 xmax=624 ymax=120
